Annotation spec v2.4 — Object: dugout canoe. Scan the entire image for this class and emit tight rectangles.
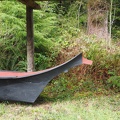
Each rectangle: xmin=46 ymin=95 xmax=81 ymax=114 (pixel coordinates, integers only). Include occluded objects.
xmin=0 ymin=53 xmax=92 ymax=103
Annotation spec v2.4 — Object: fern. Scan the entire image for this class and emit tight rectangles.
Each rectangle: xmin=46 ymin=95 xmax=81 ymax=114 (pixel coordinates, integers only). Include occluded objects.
xmin=0 ymin=1 xmax=60 ymax=71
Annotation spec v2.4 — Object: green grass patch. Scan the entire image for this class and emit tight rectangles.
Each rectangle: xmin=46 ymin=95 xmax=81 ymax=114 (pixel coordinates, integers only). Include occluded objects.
xmin=0 ymin=94 xmax=120 ymax=120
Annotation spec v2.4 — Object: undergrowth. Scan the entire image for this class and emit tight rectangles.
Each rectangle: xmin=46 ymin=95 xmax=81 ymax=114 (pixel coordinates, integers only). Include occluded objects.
xmin=42 ymin=34 xmax=120 ymax=99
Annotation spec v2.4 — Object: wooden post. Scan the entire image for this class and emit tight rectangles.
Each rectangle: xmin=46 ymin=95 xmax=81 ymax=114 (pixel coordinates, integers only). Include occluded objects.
xmin=26 ymin=6 xmax=34 ymax=72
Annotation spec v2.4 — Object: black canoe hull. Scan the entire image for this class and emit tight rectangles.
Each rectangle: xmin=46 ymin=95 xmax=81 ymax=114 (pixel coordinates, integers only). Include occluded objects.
xmin=0 ymin=53 xmax=88 ymax=103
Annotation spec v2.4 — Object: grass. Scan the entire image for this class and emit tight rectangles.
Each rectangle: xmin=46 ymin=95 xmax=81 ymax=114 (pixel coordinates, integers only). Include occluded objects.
xmin=0 ymin=93 xmax=120 ymax=120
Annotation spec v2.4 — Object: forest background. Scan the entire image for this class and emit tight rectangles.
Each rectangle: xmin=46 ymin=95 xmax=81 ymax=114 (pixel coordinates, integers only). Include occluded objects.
xmin=0 ymin=0 xmax=120 ymax=98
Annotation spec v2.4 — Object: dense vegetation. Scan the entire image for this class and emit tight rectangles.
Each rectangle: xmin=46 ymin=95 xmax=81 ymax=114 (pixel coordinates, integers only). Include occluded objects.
xmin=0 ymin=0 xmax=120 ymax=97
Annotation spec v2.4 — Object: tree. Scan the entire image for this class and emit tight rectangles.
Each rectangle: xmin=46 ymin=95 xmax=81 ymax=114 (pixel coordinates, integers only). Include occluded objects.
xmin=110 ymin=0 xmax=120 ymax=39
xmin=87 ymin=0 xmax=109 ymax=41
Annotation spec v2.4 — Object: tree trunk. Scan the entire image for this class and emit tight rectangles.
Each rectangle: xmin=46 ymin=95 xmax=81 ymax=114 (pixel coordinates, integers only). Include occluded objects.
xmin=26 ymin=6 xmax=34 ymax=72
xmin=87 ymin=0 xmax=109 ymax=40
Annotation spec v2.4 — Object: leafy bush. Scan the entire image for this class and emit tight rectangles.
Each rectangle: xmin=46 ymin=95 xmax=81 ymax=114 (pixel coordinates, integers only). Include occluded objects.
xmin=49 ymin=33 xmax=120 ymax=97
xmin=41 ymin=0 xmax=120 ymax=96
xmin=85 ymin=38 xmax=120 ymax=83
xmin=107 ymin=76 xmax=120 ymax=91
xmin=0 ymin=1 xmax=60 ymax=71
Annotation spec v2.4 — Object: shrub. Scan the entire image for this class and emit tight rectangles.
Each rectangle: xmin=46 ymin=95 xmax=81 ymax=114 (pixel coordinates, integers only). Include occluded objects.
xmin=107 ymin=76 xmax=120 ymax=92
xmin=0 ymin=1 xmax=60 ymax=71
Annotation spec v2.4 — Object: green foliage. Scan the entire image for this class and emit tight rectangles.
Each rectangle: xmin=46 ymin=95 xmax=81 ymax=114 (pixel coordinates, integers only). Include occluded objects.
xmin=0 ymin=1 xmax=26 ymax=71
xmin=55 ymin=1 xmax=87 ymax=49
xmin=84 ymin=37 xmax=120 ymax=88
xmin=0 ymin=1 xmax=60 ymax=71
xmin=0 ymin=104 xmax=5 ymax=116
xmin=43 ymin=73 xmax=96 ymax=100
xmin=108 ymin=0 xmax=120 ymax=40
xmin=41 ymin=0 xmax=120 ymax=97
xmin=45 ymin=75 xmax=74 ymax=99
xmin=0 ymin=1 xmax=85 ymax=71
xmin=47 ymin=33 xmax=120 ymax=98
xmin=107 ymin=76 xmax=120 ymax=91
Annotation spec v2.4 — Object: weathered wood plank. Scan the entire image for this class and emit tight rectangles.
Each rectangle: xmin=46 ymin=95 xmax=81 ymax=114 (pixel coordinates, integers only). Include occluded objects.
xmin=26 ymin=6 xmax=34 ymax=72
